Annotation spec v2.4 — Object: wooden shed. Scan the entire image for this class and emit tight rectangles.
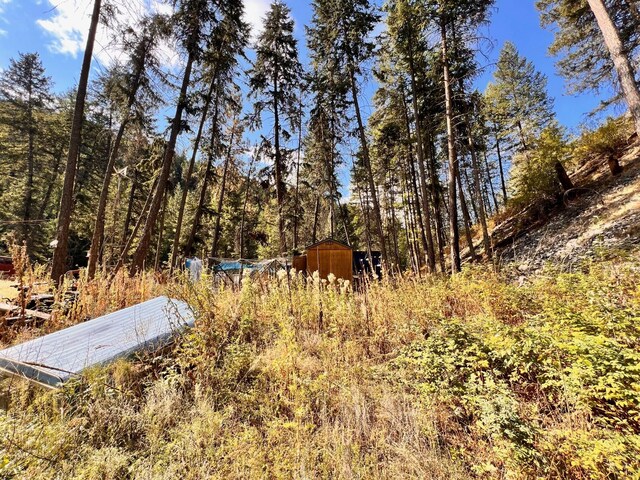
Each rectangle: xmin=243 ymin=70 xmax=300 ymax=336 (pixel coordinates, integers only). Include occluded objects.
xmin=305 ymin=239 xmax=353 ymax=283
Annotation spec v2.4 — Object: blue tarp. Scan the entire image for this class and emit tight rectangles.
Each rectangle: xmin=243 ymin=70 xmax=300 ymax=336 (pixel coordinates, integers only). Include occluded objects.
xmin=0 ymin=296 xmax=194 ymax=388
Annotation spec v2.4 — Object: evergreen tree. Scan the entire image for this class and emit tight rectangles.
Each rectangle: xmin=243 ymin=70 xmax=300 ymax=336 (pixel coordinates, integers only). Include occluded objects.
xmin=538 ymin=0 xmax=640 ymax=119
xmin=170 ymin=2 xmax=248 ymax=267
xmin=485 ymin=42 xmax=556 ymax=154
xmin=129 ymin=0 xmax=230 ymax=274
xmin=422 ymin=0 xmax=495 ymax=272
xmin=0 ymin=52 xmax=53 ymax=252
xmin=248 ymin=1 xmax=303 ymax=254
xmin=87 ymin=15 xmax=166 ymax=279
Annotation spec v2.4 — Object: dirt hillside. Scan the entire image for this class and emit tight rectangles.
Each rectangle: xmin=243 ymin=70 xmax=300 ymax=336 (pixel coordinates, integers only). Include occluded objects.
xmin=492 ymin=140 xmax=640 ymax=274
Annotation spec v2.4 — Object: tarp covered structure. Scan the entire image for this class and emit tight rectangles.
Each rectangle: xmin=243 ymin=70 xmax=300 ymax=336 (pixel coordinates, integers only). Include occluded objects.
xmin=0 ymin=296 xmax=194 ymax=389
xmin=210 ymin=257 xmax=289 ymax=285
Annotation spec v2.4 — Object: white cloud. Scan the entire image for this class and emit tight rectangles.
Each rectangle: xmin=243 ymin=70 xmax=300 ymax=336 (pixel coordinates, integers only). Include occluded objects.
xmin=0 ymin=0 xmax=11 ymax=32
xmin=244 ymin=0 xmax=271 ymax=41
xmin=37 ymin=0 xmax=177 ymax=68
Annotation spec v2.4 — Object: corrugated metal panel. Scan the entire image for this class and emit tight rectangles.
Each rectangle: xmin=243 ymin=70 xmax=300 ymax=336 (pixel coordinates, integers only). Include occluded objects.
xmin=0 ymin=296 xmax=194 ymax=389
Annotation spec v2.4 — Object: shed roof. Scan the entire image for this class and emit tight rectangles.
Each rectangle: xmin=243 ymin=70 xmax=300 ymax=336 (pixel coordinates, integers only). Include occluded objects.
xmin=0 ymin=296 xmax=194 ymax=389
xmin=305 ymin=238 xmax=352 ymax=251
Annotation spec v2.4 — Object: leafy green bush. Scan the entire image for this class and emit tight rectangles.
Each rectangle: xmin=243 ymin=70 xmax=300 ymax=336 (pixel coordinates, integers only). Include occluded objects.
xmin=508 ymin=124 xmax=572 ymax=210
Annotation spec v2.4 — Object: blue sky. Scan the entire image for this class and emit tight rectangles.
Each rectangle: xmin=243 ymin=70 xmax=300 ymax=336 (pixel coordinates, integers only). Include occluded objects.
xmin=0 ymin=0 xmax=615 ymax=132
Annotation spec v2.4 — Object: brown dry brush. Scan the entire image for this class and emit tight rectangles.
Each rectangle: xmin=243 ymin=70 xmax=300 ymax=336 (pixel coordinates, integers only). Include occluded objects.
xmin=0 ymin=258 xmax=639 ymax=478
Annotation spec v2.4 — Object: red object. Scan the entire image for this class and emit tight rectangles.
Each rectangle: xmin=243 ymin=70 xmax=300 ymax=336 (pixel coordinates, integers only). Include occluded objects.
xmin=0 ymin=256 xmax=15 ymax=276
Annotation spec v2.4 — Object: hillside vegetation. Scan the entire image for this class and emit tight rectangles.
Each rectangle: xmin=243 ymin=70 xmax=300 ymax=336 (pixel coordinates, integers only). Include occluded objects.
xmin=1 ymin=252 xmax=639 ymax=479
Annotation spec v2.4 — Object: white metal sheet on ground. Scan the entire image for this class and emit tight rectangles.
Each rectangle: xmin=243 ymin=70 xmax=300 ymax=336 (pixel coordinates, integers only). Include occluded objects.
xmin=0 ymin=296 xmax=194 ymax=388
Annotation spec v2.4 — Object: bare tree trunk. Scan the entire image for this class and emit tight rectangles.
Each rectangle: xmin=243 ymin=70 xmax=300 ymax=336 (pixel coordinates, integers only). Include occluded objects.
xmin=493 ymin=123 xmax=508 ymax=206
xmin=273 ymin=63 xmax=287 ymax=255
xmin=130 ymin=49 xmax=195 ymax=274
xmin=293 ymin=95 xmax=303 ymax=251
xmin=457 ymin=172 xmax=477 ymax=262
xmin=170 ymin=75 xmax=217 ymax=270
xmin=51 ymin=0 xmax=102 ymax=283
xmin=587 ymin=0 xmax=640 ymax=136
xmin=407 ymin=44 xmax=436 ymax=271
xmin=399 ymin=86 xmax=429 ymax=268
xmin=122 ymin=173 xmax=137 ymax=248
xmin=239 ymin=152 xmax=256 ymax=259
xmin=210 ymin=120 xmax=237 ymax=258
xmin=483 ymin=150 xmax=499 ymax=213
xmin=154 ymin=190 xmax=168 ymax=270
xmin=311 ymin=196 xmax=320 ymax=244
xmin=349 ymin=63 xmax=387 ymax=265
xmin=441 ymin=21 xmax=461 ymax=272
xmin=186 ymin=93 xmax=221 ymax=256
xmin=466 ymin=119 xmax=492 ymax=259
xmin=427 ymin=136 xmax=447 ymax=272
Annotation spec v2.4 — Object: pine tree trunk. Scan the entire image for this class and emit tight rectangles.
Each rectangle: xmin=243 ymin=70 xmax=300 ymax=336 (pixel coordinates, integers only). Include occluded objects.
xmin=51 ymin=0 xmax=101 ymax=283
xmin=357 ymin=184 xmax=374 ymax=271
xmin=186 ymin=93 xmax=221 ymax=257
xmin=587 ymin=0 xmax=640 ymax=136
xmin=457 ymin=172 xmax=477 ymax=262
xmin=293 ymin=96 xmax=303 ymax=251
xmin=154 ymin=190 xmax=168 ymax=270
xmin=87 ymin=48 xmax=149 ymax=279
xmin=87 ymin=122 xmax=126 ymax=279
xmin=484 ymin=150 xmax=499 ymax=213
xmin=428 ymin=136 xmax=447 ymax=272
xmin=170 ymin=75 xmax=217 ymax=270
xmin=37 ymin=147 xmax=64 ymax=220
xmin=111 ymin=175 xmax=158 ymax=279
xmin=493 ymin=124 xmax=508 ymax=206
xmin=399 ymin=86 xmax=428 ymax=268
xmin=466 ymin=118 xmax=492 ymax=259
xmin=122 ymin=173 xmax=137 ymax=248
xmin=239 ymin=154 xmax=256 ymax=259
xmin=24 ymin=99 xmax=34 ymax=251
xmin=186 ymin=145 xmax=215 ymax=256
xmin=441 ymin=21 xmax=461 ymax=273
xmin=273 ymin=64 xmax=287 ymax=255
xmin=338 ymin=201 xmax=352 ymax=246
xmin=130 ymin=50 xmax=195 ymax=274
xmin=401 ymin=167 xmax=419 ymax=274
xmin=389 ymin=181 xmax=400 ymax=269
xmin=311 ymin=196 xmax=320 ymax=244
xmin=407 ymin=43 xmax=436 ymax=271
xmin=210 ymin=122 xmax=236 ymax=258
xmin=349 ymin=64 xmax=388 ymax=266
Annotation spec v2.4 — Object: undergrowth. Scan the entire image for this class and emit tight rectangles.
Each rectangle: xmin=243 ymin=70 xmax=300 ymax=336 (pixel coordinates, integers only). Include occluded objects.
xmin=1 ymin=258 xmax=639 ymax=479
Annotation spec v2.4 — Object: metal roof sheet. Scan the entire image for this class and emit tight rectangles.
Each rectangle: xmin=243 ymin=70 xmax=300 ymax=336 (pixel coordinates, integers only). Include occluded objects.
xmin=0 ymin=296 xmax=194 ymax=389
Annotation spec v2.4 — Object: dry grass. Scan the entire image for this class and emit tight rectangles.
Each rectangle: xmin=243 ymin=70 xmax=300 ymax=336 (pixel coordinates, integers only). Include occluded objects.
xmin=1 ymin=258 xmax=639 ymax=479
